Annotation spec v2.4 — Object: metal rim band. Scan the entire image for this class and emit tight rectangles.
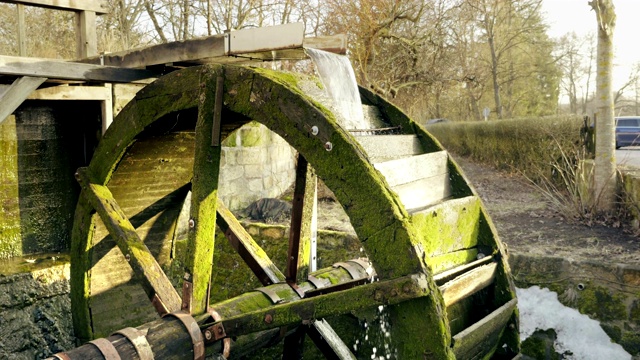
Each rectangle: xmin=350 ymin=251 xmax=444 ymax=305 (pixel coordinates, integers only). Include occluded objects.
xmin=111 ymin=327 xmax=155 ymax=360
xmin=89 ymin=338 xmax=121 ymax=360
xmin=163 ymin=311 xmax=205 ymax=360
xmin=209 ymin=309 xmax=231 ymax=359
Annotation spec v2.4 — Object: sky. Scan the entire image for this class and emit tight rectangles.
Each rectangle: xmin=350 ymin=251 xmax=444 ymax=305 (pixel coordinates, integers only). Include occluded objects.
xmin=541 ymin=0 xmax=640 ymax=89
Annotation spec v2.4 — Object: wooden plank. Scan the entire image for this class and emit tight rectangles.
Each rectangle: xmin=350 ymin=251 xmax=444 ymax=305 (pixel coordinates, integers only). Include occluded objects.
xmin=391 ymin=175 xmax=451 ymax=212
xmin=428 ymin=248 xmax=479 ymax=276
xmin=0 ymin=76 xmax=46 ymax=124
xmin=412 ymin=196 xmax=482 ymax=256
xmin=75 ymin=167 xmax=182 ymax=315
xmin=452 ymin=298 xmax=518 ymax=359
xmin=26 ymin=85 xmax=111 ymax=100
xmin=0 ymin=55 xmax=156 ymax=82
xmin=373 ymin=151 xmax=448 ymax=187
xmin=355 ymin=134 xmax=422 ymax=163
xmin=2 ymin=0 xmax=109 ymax=14
xmin=307 ymin=319 xmax=357 ymax=360
xmin=433 ymin=254 xmax=494 ymax=285
xmin=216 ymin=199 xmax=286 ymax=286
xmin=439 ymin=262 xmax=497 ymax=307
xmin=76 ymin=10 xmax=97 ymax=58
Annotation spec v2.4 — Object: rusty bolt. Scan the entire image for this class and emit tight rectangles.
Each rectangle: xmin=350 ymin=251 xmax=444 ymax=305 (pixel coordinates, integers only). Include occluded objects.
xmin=324 ymin=142 xmax=333 ymax=151
xmin=125 ymin=254 xmax=131 ymax=262
xmin=217 ymin=326 xmax=224 ymax=335
xmin=311 ymin=126 xmax=319 ymax=136
xmin=204 ymin=330 xmax=212 ymax=340
xmin=374 ymin=290 xmax=384 ymax=302
xmin=189 ymin=219 xmax=195 ymax=228
xmin=264 ymin=314 xmax=273 ymax=324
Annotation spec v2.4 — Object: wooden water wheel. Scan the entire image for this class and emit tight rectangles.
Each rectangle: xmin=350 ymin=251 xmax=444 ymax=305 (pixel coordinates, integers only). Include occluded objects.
xmin=59 ymin=64 xmax=519 ymax=359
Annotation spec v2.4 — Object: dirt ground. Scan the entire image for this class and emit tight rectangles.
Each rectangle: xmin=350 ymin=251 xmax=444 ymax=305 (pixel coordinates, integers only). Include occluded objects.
xmin=452 ymin=156 xmax=640 ymax=265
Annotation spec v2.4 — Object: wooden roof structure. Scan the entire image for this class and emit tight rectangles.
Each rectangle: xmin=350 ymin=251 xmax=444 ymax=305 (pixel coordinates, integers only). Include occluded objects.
xmin=0 ymin=0 xmax=346 ymax=127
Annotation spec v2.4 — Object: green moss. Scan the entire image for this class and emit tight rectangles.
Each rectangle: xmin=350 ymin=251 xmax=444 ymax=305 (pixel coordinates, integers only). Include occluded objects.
xmin=620 ymin=332 xmax=640 ymax=355
xmin=577 ymin=283 xmax=627 ymax=322
xmin=0 ymin=116 xmax=21 ymax=259
xmin=521 ymin=329 xmax=562 ymax=360
xmin=601 ymin=324 xmax=622 ymax=342
xmin=630 ymin=299 xmax=640 ymax=325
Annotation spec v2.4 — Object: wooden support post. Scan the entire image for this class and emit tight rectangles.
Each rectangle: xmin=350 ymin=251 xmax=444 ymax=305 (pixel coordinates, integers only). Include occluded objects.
xmin=16 ymin=4 xmax=27 ymax=56
xmin=184 ymin=74 xmax=223 ymax=316
xmin=75 ymin=167 xmax=182 ymax=315
xmin=286 ymin=155 xmax=316 ymax=284
xmin=76 ymin=10 xmax=97 ymax=58
xmin=101 ymin=83 xmax=113 ymax=134
xmin=0 ymin=76 xmax=46 ymax=125
xmin=307 ymin=319 xmax=357 ymax=360
xmin=216 ymin=199 xmax=286 ymax=285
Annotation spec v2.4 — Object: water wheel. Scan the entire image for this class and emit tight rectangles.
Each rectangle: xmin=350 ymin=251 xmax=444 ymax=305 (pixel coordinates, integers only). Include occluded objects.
xmin=63 ymin=64 xmax=519 ymax=359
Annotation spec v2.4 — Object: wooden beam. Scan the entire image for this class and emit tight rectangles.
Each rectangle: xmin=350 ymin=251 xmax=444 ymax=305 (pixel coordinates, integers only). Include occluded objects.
xmin=303 ymin=34 xmax=348 ymax=55
xmin=439 ymin=262 xmax=498 ymax=307
xmin=307 ymin=319 xmax=357 ymax=360
xmin=286 ymin=155 xmax=313 ymax=284
xmin=79 ymin=23 xmax=305 ymax=68
xmin=0 ymin=75 xmax=45 ymax=124
xmin=2 ymin=0 xmax=109 ymax=14
xmin=216 ymin=199 xmax=286 ymax=286
xmin=76 ymin=10 xmax=97 ymax=58
xmin=26 ymin=85 xmax=111 ymax=100
xmin=0 ymin=55 xmax=156 ymax=82
xmin=183 ymin=75 xmax=224 ymax=316
xmin=452 ymin=298 xmax=518 ymax=359
xmin=75 ymin=167 xmax=182 ymax=315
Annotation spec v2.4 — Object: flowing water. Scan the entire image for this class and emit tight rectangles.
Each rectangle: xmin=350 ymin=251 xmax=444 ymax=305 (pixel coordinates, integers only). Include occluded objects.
xmin=305 ymin=48 xmax=369 ymax=130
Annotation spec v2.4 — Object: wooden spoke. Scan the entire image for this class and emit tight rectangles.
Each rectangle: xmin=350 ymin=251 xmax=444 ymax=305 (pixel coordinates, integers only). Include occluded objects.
xmin=216 ymin=199 xmax=286 ymax=285
xmin=183 ymin=75 xmax=224 ymax=316
xmin=286 ymin=154 xmax=316 ymax=284
xmin=307 ymin=319 xmax=357 ymax=360
xmin=75 ymin=167 xmax=182 ymax=315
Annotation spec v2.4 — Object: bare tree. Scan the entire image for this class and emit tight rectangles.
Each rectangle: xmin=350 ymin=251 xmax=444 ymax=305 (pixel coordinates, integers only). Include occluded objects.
xmin=589 ymin=0 xmax=616 ymax=212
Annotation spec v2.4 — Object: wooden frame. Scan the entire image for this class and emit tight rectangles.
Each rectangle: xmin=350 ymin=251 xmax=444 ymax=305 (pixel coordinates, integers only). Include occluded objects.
xmin=1 ymin=0 xmax=108 ymax=14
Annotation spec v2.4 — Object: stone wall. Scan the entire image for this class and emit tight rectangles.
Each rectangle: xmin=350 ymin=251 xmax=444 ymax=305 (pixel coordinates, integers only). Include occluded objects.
xmin=0 ymin=103 xmax=100 ymax=259
xmin=0 ymin=258 xmax=74 ymax=359
xmin=510 ymin=254 xmax=640 ymax=356
xmin=218 ymin=121 xmax=296 ymax=211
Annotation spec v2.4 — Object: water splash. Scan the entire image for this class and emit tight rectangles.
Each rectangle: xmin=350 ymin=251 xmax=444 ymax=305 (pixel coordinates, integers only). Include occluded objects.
xmin=353 ymin=305 xmax=398 ymax=359
xmin=305 ymin=48 xmax=368 ymax=130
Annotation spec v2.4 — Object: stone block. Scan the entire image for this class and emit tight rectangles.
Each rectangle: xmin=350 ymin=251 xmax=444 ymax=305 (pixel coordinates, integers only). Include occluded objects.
xmin=244 ymin=164 xmax=264 ymax=179
xmin=248 ymin=178 xmax=264 ymax=193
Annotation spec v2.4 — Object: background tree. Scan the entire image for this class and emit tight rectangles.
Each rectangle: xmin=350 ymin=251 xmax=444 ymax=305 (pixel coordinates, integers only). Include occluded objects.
xmin=589 ymin=0 xmax=616 ymax=212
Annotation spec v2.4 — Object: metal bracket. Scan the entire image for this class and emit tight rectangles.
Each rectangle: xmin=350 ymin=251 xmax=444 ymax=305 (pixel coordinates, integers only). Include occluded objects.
xmin=151 ymin=293 xmax=169 ymax=316
xmin=181 ymin=275 xmax=193 ymax=313
xmin=89 ymin=338 xmax=121 ymax=360
xmin=206 ymin=309 xmax=231 ymax=358
xmin=255 ymin=286 xmax=284 ymax=304
xmin=333 ymin=261 xmax=361 ymax=279
xmin=307 ymin=275 xmax=331 ymax=290
xmin=287 ymin=281 xmax=306 ymax=298
xmin=111 ymin=327 xmax=154 ymax=360
xmin=163 ymin=311 xmax=205 ymax=360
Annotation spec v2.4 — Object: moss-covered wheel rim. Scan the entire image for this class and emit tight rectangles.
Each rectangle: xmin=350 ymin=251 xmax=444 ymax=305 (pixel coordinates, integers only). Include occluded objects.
xmin=70 ymin=64 xmax=512 ymax=359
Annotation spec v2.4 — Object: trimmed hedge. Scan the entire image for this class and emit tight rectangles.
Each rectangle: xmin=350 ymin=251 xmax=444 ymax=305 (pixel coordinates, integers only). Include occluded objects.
xmin=425 ymin=116 xmax=584 ymax=181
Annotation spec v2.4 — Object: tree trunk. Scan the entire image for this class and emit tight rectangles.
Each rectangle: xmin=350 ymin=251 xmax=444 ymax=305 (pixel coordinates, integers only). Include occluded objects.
xmin=590 ymin=0 xmax=616 ymax=212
